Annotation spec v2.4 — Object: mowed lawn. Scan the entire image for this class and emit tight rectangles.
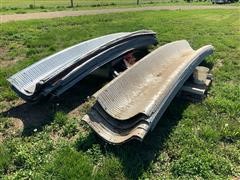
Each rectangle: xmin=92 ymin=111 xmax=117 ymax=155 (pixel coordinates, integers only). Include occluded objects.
xmin=0 ymin=9 xmax=239 ymax=179
xmin=0 ymin=0 xmax=211 ymax=8
xmin=0 ymin=0 xmax=213 ymax=14
xmin=1 ymin=0 xmax=149 ymax=7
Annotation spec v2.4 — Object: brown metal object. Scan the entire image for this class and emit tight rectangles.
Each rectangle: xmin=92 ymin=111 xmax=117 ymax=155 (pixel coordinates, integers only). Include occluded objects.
xmin=83 ymin=40 xmax=214 ymax=144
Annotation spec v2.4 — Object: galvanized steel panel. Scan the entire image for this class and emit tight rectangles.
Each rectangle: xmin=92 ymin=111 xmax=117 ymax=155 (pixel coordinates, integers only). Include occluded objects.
xmin=84 ymin=40 xmax=214 ymax=144
xmin=7 ymin=30 xmax=157 ymax=101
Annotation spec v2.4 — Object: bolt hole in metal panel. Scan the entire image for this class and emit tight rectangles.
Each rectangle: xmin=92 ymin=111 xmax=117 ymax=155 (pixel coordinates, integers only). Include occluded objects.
xmin=7 ymin=30 xmax=157 ymax=102
xmin=83 ymin=40 xmax=214 ymax=144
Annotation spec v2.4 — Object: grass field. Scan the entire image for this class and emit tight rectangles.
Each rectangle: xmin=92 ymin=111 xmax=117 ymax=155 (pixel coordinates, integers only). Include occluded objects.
xmin=1 ymin=0 xmax=212 ymax=7
xmin=0 ymin=0 xmax=214 ymax=14
xmin=0 ymin=9 xmax=240 ymax=179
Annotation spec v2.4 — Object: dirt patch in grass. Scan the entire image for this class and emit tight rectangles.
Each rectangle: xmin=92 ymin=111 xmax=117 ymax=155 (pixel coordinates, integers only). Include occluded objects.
xmin=0 ymin=78 xmax=100 ymax=138
xmin=0 ymin=99 xmax=23 ymax=113
xmin=68 ymin=99 xmax=94 ymax=119
xmin=0 ymin=100 xmax=24 ymax=141
xmin=6 ymin=117 xmax=24 ymax=136
xmin=0 ymin=133 xmax=3 ymax=143
xmin=0 ymin=47 xmax=9 ymax=67
xmin=0 ymin=47 xmax=7 ymax=54
xmin=212 ymin=58 xmax=224 ymax=71
xmin=0 ymin=59 xmax=21 ymax=68
xmin=0 ymin=47 xmax=25 ymax=68
xmin=1 ymin=100 xmax=54 ymax=136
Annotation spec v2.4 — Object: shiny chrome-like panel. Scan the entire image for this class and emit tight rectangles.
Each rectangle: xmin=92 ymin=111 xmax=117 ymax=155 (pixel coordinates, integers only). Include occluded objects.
xmin=8 ymin=30 xmax=157 ymax=101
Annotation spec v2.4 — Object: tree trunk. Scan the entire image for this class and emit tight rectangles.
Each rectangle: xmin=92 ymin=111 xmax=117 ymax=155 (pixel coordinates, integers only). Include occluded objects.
xmin=70 ymin=0 xmax=74 ymax=7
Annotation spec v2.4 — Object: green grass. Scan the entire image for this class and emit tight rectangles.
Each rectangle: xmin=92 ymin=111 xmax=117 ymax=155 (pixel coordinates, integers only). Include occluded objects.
xmin=0 ymin=0 xmax=154 ymax=7
xmin=0 ymin=9 xmax=240 ymax=179
xmin=1 ymin=0 xmax=212 ymax=8
xmin=0 ymin=0 xmax=215 ymax=14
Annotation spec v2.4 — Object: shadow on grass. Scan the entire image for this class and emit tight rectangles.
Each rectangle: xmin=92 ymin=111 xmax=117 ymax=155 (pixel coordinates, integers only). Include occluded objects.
xmin=1 ymin=75 xmax=109 ymax=136
xmin=2 ymin=74 xmax=191 ymax=178
xmin=200 ymin=59 xmax=214 ymax=70
xmin=76 ymin=98 xmax=191 ymax=179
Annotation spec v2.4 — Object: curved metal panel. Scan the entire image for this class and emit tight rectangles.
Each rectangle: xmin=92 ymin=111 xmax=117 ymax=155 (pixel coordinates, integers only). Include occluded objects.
xmin=7 ymin=30 xmax=157 ymax=101
xmin=84 ymin=40 xmax=214 ymax=144
xmin=95 ymin=40 xmax=213 ymax=120
xmin=51 ymin=36 xmax=157 ymax=97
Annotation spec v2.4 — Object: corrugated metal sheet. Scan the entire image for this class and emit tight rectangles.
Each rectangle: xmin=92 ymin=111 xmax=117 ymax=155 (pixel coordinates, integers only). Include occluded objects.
xmin=8 ymin=30 xmax=157 ymax=101
xmin=53 ymin=35 xmax=157 ymax=97
xmin=83 ymin=40 xmax=214 ymax=144
xmin=9 ymin=33 xmax=128 ymax=94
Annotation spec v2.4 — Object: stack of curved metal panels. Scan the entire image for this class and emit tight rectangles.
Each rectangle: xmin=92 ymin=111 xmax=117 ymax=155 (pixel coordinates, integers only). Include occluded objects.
xmin=8 ymin=30 xmax=157 ymax=102
xmin=83 ymin=40 xmax=214 ymax=144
